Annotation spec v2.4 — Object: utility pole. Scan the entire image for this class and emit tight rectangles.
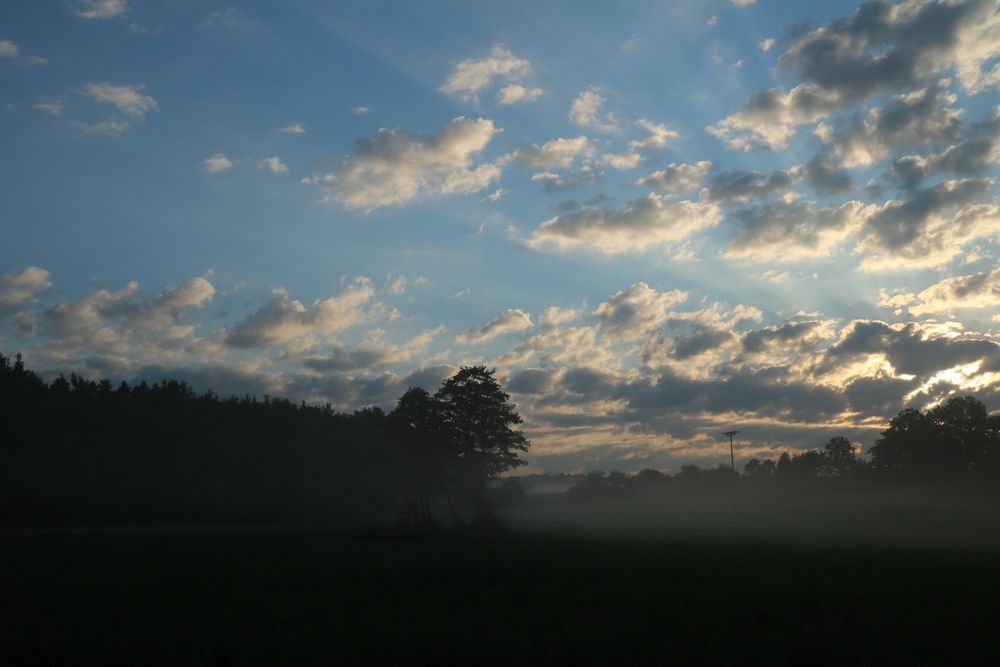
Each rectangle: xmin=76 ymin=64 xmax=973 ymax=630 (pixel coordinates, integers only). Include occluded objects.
xmin=723 ymin=431 xmax=739 ymax=472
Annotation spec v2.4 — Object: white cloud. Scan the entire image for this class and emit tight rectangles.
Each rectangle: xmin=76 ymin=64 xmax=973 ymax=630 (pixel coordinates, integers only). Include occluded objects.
xmin=385 ymin=275 xmax=408 ymax=295
xmin=306 ymin=117 xmax=500 ymax=210
xmin=258 ymin=156 xmax=288 ymax=174
xmin=0 ymin=40 xmax=46 ymax=65
xmin=707 ymin=16 xmax=719 ymax=27
xmin=879 ymin=268 xmax=1000 ymax=316
xmin=539 ymin=306 xmax=580 ymax=328
xmin=569 ymin=90 xmax=619 ymax=133
xmin=225 ymin=278 xmax=378 ymax=349
xmin=440 ymin=45 xmax=531 ymax=100
xmin=278 ymin=123 xmax=305 ymax=134
xmin=629 ymin=119 xmax=678 ymax=151
xmin=352 ymin=106 xmax=372 ymax=115
xmin=527 ymin=195 xmax=722 ymax=254
xmin=496 ymin=84 xmax=544 ymax=105
xmin=455 ymin=308 xmax=534 ymax=344
xmin=83 ymin=83 xmax=156 ymax=117
xmin=80 ymin=120 xmax=129 ymax=136
xmin=731 ymin=0 xmax=756 ymax=5
xmin=74 ymin=0 xmax=128 ymax=19
xmin=204 ymin=153 xmax=233 ymax=173
xmin=33 ymin=102 xmax=63 ymax=116
xmin=602 ymin=151 xmax=642 ymax=170
xmin=511 ymin=136 xmax=592 ymax=170
xmin=759 ymin=38 xmax=775 ymax=52
xmin=202 ymin=7 xmax=260 ymax=31
xmin=0 ymin=267 xmax=52 ymax=316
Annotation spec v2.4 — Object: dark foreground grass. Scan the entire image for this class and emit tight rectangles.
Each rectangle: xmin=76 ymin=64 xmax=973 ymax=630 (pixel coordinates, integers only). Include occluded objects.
xmin=3 ymin=529 xmax=999 ymax=666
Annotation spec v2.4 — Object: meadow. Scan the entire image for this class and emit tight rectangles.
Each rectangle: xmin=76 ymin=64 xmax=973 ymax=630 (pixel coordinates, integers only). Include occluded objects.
xmin=5 ymin=497 xmax=1000 ymax=666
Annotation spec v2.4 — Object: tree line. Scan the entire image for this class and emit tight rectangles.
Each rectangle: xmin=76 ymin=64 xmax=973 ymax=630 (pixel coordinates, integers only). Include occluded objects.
xmin=5 ymin=351 xmax=1000 ymax=524
xmin=0 ymin=353 xmax=527 ymax=527
xmin=567 ymin=395 xmax=1000 ymax=502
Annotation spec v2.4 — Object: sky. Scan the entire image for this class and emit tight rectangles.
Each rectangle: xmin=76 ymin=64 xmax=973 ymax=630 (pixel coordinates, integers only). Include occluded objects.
xmin=2 ymin=0 xmax=1000 ymax=474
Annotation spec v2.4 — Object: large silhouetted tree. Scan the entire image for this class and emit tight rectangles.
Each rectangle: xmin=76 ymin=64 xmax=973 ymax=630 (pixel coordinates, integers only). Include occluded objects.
xmin=433 ymin=366 xmax=529 ymax=521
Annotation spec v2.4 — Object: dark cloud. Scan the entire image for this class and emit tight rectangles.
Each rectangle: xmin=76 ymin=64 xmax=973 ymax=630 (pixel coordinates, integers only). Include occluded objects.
xmin=888 ymin=109 xmax=1000 ymax=188
xmin=671 ymin=328 xmax=737 ymax=360
xmin=797 ymin=153 xmax=854 ymax=194
xmin=704 ymin=168 xmax=794 ymax=202
xmin=710 ymin=1 xmax=999 ymax=149
xmin=725 ymin=198 xmax=870 ymax=260
xmin=863 ymin=177 xmax=992 ymax=250
xmin=821 ymin=320 xmax=1000 ymax=377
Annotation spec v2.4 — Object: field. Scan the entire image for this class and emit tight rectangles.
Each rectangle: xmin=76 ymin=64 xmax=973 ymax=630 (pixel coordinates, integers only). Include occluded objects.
xmin=4 ymin=516 xmax=1000 ymax=665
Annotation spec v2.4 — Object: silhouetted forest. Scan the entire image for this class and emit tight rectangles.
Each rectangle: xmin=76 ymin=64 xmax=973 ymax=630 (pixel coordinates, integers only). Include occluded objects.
xmin=4 ymin=351 xmax=1000 ymax=527
xmin=568 ymin=398 xmax=1000 ymax=501
xmin=0 ymin=353 xmax=527 ymax=527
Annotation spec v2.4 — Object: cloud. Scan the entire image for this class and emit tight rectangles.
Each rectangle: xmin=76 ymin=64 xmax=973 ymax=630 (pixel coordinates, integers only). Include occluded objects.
xmin=511 ymin=136 xmax=592 ymax=170
xmin=258 ymin=156 xmax=288 ymax=174
xmin=602 ymin=151 xmax=642 ymax=170
xmin=859 ymin=177 xmax=994 ymax=253
xmin=496 ymin=84 xmax=544 ymax=105
xmin=732 ymin=0 xmax=756 ymax=5
xmin=879 ymin=268 xmax=1000 ymax=315
xmin=83 ymin=83 xmax=156 ymax=117
xmin=593 ymin=282 xmax=689 ymax=340
xmin=709 ymin=0 xmax=1000 ymax=150
xmin=527 ymin=195 xmax=722 ymax=253
xmin=760 ymin=38 xmax=775 ymax=52
xmin=278 ymin=123 xmax=305 ymax=134
xmin=819 ymin=319 xmax=1000 ymax=381
xmin=352 ymin=106 xmax=372 ymax=115
xmin=385 ymin=274 xmax=408 ymax=295
xmin=0 ymin=267 xmax=52 ymax=316
xmin=455 ymin=308 xmax=533 ymax=344
xmin=202 ymin=7 xmax=260 ymax=31
xmin=440 ymin=45 xmax=531 ymax=100
xmin=794 ymin=153 xmax=854 ymax=194
xmin=305 ymin=117 xmax=501 ymax=210
xmin=569 ymin=90 xmax=619 ymax=133
xmin=204 ymin=153 xmax=233 ymax=173
xmin=80 ymin=120 xmax=128 ymax=137
xmin=700 ymin=155 xmax=851 ymax=202
xmin=74 ymin=0 xmax=128 ymax=19
xmin=539 ymin=306 xmax=580 ymax=328
xmin=703 ymin=167 xmax=794 ymax=202
xmin=32 ymin=102 xmax=62 ymax=116
xmin=638 ymin=161 xmax=713 ymax=193
xmin=36 ymin=277 xmax=215 ymax=362
xmin=629 ymin=119 xmax=678 ymax=151
xmin=531 ymin=166 xmax=602 ymax=193
xmin=887 ymin=108 xmax=1000 ymax=188
xmin=814 ymin=82 xmax=964 ymax=167
xmin=725 ymin=198 xmax=875 ymax=261
xmin=0 ymin=40 xmax=18 ymax=57
xmin=224 ymin=278 xmax=378 ymax=349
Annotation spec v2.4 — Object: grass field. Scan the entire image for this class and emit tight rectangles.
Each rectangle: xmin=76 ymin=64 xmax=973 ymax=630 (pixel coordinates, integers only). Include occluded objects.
xmin=3 ymin=524 xmax=1000 ymax=665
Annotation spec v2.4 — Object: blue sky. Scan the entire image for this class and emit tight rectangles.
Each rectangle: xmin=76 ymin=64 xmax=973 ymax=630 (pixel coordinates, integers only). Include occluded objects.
xmin=3 ymin=0 xmax=1000 ymax=473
